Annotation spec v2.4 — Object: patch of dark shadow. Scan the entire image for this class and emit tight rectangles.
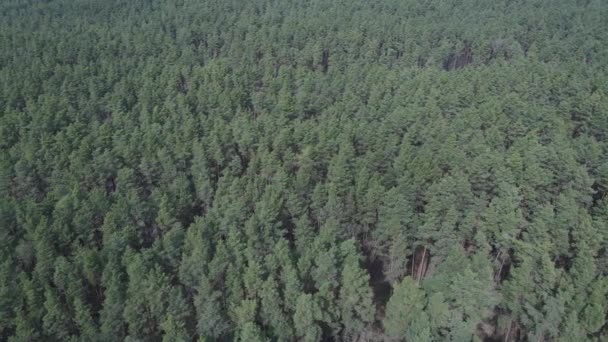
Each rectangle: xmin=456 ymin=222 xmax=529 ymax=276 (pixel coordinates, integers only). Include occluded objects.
xmin=190 ymin=35 xmax=207 ymax=49
xmin=177 ymin=74 xmax=189 ymax=94
xmin=321 ymin=49 xmax=330 ymax=73
xmin=105 ymin=176 xmax=116 ymax=195
xmin=98 ymin=109 xmax=112 ymax=122
xmin=443 ymin=41 xmax=473 ymax=71
xmin=592 ymin=181 xmax=606 ymax=208
xmin=366 ymin=257 xmax=392 ymax=312
xmin=495 ymin=260 xmax=511 ymax=283
xmin=85 ymin=283 xmax=105 ymax=322
xmin=319 ymin=321 xmax=335 ymax=342
xmin=281 ymin=213 xmax=297 ymax=249
xmin=554 ymin=254 xmax=573 ymax=272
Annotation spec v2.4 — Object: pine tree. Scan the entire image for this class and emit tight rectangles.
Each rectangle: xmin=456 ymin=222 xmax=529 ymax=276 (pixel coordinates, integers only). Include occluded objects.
xmin=383 ymin=277 xmax=426 ymax=338
xmin=195 ymin=275 xmax=230 ymax=339
xmin=259 ymin=277 xmax=294 ymax=340
xmin=337 ymin=240 xmax=374 ymax=339
xmin=293 ymin=294 xmax=323 ymax=342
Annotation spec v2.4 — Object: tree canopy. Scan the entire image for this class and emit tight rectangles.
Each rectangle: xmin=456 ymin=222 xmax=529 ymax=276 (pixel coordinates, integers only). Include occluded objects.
xmin=1 ymin=0 xmax=608 ymax=340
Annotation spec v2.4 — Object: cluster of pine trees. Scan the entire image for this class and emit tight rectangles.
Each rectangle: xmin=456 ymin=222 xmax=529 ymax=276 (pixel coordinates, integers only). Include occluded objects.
xmin=1 ymin=0 xmax=607 ymax=340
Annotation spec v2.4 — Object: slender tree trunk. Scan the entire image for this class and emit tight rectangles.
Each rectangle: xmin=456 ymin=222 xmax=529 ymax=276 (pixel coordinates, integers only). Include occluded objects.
xmin=411 ymin=251 xmax=415 ymax=278
xmin=417 ymin=246 xmax=426 ymax=285
xmin=505 ymin=319 xmax=512 ymax=342
xmin=495 ymin=258 xmax=505 ymax=282
xmin=494 ymin=250 xmax=502 ymax=263
xmin=420 ymin=251 xmax=428 ymax=281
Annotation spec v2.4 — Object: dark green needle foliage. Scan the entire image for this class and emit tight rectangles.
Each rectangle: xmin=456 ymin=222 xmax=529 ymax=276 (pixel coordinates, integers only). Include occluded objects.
xmin=1 ymin=0 xmax=607 ymax=340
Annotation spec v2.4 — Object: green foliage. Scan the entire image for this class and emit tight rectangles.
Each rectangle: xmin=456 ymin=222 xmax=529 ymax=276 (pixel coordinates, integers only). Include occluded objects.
xmin=1 ymin=0 xmax=608 ymax=340
xmin=293 ymin=294 xmax=323 ymax=342
xmin=384 ymin=277 xmax=426 ymax=338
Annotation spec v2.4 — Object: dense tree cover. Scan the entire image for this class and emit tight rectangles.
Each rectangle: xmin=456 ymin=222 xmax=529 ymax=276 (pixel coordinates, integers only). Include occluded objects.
xmin=1 ymin=0 xmax=608 ymax=340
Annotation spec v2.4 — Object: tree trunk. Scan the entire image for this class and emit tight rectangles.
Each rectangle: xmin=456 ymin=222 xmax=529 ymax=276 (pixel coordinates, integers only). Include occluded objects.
xmin=505 ymin=319 xmax=512 ymax=342
xmin=495 ymin=258 xmax=505 ymax=282
xmin=417 ymin=246 xmax=427 ymax=284
xmin=411 ymin=252 xmax=415 ymax=278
